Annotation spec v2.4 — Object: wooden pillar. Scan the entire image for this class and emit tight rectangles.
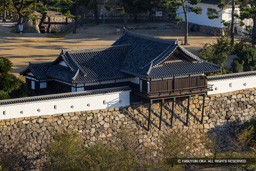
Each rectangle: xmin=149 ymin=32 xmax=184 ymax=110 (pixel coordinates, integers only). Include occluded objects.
xmin=171 ymin=98 xmax=175 ymax=127
xmin=159 ymin=99 xmax=164 ymax=130
xmin=201 ymin=94 xmax=206 ymax=124
xmin=186 ymin=96 xmax=190 ymax=126
xmin=148 ymin=100 xmax=152 ymax=131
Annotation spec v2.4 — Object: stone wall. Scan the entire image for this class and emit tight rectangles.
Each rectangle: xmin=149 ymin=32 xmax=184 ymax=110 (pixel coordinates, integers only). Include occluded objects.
xmin=0 ymin=88 xmax=256 ymax=170
xmin=180 ymin=21 xmax=227 ymax=36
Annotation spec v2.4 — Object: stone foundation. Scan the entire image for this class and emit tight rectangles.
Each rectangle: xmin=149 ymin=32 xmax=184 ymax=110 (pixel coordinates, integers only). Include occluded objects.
xmin=0 ymin=88 xmax=256 ymax=170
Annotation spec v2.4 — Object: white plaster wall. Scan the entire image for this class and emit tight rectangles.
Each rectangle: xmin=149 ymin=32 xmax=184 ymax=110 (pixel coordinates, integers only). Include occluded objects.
xmin=208 ymin=76 xmax=256 ymax=95
xmin=0 ymin=91 xmax=130 ymax=120
xmin=177 ymin=3 xmax=253 ymax=35
xmin=177 ymin=2 xmax=224 ymax=28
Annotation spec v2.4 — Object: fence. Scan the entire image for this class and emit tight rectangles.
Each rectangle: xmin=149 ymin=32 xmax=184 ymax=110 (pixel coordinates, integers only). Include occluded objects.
xmin=1 ymin=71 xmax=256 ymax=120
xmin=208 ymin=71 xmax=256 ymax=95
xmin=0 ymin=87 xmax=131 ymax=120
xmin=84 ymin=15 xmax=168 ymax=24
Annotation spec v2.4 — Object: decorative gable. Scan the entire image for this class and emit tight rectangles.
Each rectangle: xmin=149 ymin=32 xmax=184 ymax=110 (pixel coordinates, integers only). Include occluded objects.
xmin=58 ymin=61 xmax=67 ymax=67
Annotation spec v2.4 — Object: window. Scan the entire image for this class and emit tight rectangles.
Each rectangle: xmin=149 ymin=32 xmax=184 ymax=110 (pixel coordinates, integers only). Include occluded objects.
xmin=40 ymin=82 xmax=47 ymax=89
xmin=77 ymin=87 xmax=84 ymax=92
xmin=31 ymin=80 xmax=35 ymax=90
xmin=71 ymin=87 xmax=76 ymax=92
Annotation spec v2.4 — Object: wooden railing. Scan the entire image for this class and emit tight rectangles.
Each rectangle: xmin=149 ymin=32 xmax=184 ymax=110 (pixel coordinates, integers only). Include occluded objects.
xmin=141 ymin=84 xmax=213 ymax=97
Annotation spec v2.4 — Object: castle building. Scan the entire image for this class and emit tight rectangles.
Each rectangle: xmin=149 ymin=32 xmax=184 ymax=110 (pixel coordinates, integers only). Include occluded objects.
xmin=21 ymin=29 xmax=221 ymax=102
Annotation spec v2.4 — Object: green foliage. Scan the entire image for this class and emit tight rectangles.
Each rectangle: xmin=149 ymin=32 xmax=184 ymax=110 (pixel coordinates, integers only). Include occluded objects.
xmin=163 ymin=0 xmax=202 ymax=21
xmin=231 ymin=46 xmax=256 ymax=72
xmin=0 ymin=90 xmax=10 ymax=100
xmin=189 ymin=6 xmax=202 ymax=14
xmin=238 ymin=0 xmax=256 ymax=46
xmin=47 ymin=128 xmax=151 ymax=170
xmin=231 ymin=59 xmax=244 ymax=73
xmin=200 ymin=36 xmax=233 ymax=72
xmin=0 ymin=57 xmax=12 ymax=75
xmin=207 ymin=8 xmax=219 ymax=19
xmin=116 ymin=0 xmax=159 ymax=16
xmin=47 ymin=129 xmax=87 ymax=170
xmin=0 ymin=57 xmax=27 ymax=99
xmin=221 ymin=20 xmax=231 ymax=28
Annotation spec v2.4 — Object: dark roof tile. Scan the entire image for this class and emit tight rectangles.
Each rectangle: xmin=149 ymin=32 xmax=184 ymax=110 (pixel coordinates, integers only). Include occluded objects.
xmin=148 ymin=61 xmax=221 ymax=78
xmin=20 ymin=62 xmax=51 ymax=80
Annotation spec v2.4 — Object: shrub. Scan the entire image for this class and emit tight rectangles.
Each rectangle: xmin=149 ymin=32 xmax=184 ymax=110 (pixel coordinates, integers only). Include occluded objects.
xmin=0 ymin=57 xmax=27 ymax=99
xmin=200 ymin=36 xmax=234 ymax=74
xmin=46 ymin=129 xmax=150 ymax=170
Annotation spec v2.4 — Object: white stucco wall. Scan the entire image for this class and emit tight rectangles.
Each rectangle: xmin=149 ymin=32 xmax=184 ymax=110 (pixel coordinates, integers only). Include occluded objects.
xmin=177 ymin=2 xmax=224 ymax=28
xmin=177 ymin=2 xmax=253 ymax=35
xmin=208 ymin=75 xmax=256 ymax=95
xmin=0 ymin=90 xmax=130 ymax=120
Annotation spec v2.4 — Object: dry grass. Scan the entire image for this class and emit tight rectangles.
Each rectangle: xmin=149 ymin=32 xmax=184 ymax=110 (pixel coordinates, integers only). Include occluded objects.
xmin=0 ymin=21 xmax=220 ymax=75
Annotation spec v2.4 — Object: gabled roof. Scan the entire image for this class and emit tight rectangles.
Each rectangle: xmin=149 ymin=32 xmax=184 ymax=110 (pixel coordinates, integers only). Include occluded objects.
xmin=21 ymin=29 xmax=221 ymax=83
xmin=20 ymin=62 xmax=51 ymax=80
xmin=114 ymin=29 xmax=220 ymax=78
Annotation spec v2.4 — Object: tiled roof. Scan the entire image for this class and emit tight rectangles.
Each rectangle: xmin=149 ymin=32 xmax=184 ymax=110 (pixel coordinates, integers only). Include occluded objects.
xmin=66 ymin=45 xmax=130 ymax=83
xmin=113 ymin=30 xmax=176 ymax=76
xmin=46 ymin=65 xmax=75 ymax=82
xmin=0 ymin=86 xmax=131 ymax=105
xmin=20 ymin=62 xmax=51 ymax=80
xmin=208 ymin=71 xmax=256 ymax=81
xmin=149 ymin=61 xmax=221 ymax=78
xmin=21 ymin=29 xmax=221 ymax=83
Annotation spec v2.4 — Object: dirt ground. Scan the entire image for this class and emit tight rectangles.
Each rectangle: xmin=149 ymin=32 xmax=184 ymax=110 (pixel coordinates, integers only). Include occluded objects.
xmin=0 ymin=20 xmax=220 ymax=75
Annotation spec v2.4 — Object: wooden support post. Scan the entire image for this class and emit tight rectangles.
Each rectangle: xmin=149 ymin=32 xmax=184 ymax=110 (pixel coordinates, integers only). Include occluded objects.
xmin=171 ymin=98 xmax=175 ymax=127
xmin=159 ymin=99 xmax=164 ymax=130
xmin=186 ymin=96 xmax=190 ymax=126
xmin=201 ymin=94 xmax=206 ymax=124
xmin=148 ymin=100 xmax=152 ymax=131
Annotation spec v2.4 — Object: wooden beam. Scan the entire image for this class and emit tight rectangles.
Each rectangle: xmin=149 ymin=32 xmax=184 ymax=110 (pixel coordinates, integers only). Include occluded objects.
xmin=148 ymin=100 xmax=152 ymax=131
xmin=159 ymin=99 xmax=164 ymax=130
xmin=186 ymin=96 xmax=190 ymax=126
xmin=171 ymin=98 xmax=175 ymax=127
xmin=201 ymin=94 xmax=206 ymax=124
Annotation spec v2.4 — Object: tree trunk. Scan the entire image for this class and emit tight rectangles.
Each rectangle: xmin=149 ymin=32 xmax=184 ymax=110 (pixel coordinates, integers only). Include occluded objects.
xmin=17 ymin=12 xmax=23 ymax=25
xmin=182 ymin=3 xmax=188 ymax=45
xmin=252 ymin=15 xmax=256 ymax=47
xmin=123 ymin=11 xmax=128 ymax=28
xmin=94 ymin=0 xmax=99 ymax=25
xmin=231 ymin=0 xmax=235 ymax=45
xmin=39 ymin=13 xmax=47 ymax=32
xmin=12 ymin=0 xmax=25 ymax=29
xmin=73 ymin=0 xmax=78 ymax=34
xmin=3 ymin=0 xmax=6 ymax=22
